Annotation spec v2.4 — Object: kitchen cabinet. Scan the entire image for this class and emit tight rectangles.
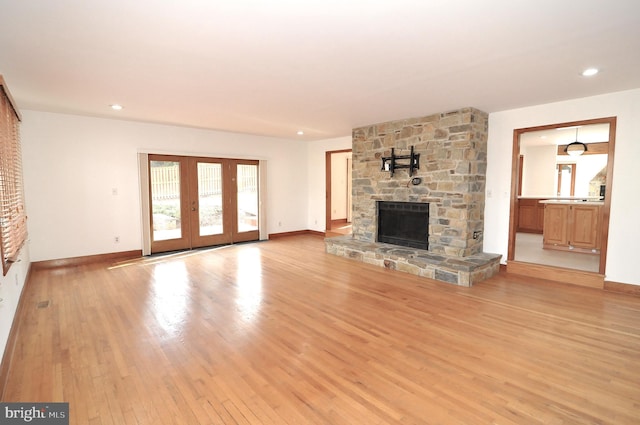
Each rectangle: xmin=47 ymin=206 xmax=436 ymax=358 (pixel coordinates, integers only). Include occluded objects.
xmin=517 ymin=198 xmax=545 ymax=233
xmin=542 ymin=202 xmax=601 ymax=253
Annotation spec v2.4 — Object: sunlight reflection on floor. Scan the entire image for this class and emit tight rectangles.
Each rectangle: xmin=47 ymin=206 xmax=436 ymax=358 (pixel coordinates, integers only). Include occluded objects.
xmin=235 ymin=247 xmax=263 ymax=322
xmin=149 ymin=261 xmax=190 ymax=337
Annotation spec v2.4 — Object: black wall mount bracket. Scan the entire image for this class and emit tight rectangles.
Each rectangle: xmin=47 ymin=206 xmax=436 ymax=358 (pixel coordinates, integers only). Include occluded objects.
xmin=381 ymin=146 xmax=420 ymax=177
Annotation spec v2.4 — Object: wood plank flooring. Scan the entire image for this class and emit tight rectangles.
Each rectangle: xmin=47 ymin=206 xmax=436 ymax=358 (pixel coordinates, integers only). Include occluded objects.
xmin=3 ymin=234 xmax=640 ymax=424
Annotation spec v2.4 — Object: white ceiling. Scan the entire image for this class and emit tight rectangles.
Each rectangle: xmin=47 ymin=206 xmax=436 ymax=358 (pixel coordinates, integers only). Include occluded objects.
xmin=1 ymin=0 xmax=639 ymax=141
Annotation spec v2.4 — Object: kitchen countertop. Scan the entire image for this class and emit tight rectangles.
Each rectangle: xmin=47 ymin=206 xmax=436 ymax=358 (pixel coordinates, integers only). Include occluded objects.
xmin=538 ymin=199 xmax=604 ymax=205
xmin=518 ymin=196 xmax=602 ymax=200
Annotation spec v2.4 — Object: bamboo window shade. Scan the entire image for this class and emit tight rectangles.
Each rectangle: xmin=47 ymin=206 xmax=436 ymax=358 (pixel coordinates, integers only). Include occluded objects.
xmin=0 ymin=76 xmax=26 ymax=275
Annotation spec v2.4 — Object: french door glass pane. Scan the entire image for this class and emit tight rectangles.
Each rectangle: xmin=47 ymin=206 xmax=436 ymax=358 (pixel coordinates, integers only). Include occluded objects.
xmin=198 ymin=162 xmax=223 ymax=236
xmin=150 ymin=160 xmax=182 ymax=241
xmin=237 ymin=164 xmax=258 ymax=232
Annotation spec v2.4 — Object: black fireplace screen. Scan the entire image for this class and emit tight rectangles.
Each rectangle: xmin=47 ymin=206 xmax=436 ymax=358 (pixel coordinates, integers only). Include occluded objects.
xmin=377 ymin=201 xmax=429 ymax=249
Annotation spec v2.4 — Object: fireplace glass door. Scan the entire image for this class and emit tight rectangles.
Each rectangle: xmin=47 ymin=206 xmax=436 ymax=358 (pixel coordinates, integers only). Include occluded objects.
xmin=377 ymin=201 xmax=429 ymax=249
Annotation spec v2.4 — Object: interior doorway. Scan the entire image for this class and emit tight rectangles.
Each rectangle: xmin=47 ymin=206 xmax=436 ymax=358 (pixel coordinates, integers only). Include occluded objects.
xmin=149 ymin=154 xmax=259 ymax=254
xmin=325 ymin=149 xmax=352 ymax=235
xmin=507 ymin=117 xmax=616 ymax=286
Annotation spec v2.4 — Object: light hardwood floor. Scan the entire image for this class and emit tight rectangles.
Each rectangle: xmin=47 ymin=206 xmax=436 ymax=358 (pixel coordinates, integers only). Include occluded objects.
xmin=325 ymin=221 xmax=352 ymax=238
xmin=3 ymin=235 xmax=640 ymax=424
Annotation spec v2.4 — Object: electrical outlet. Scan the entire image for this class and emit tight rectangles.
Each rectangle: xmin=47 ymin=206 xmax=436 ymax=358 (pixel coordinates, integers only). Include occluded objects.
xmin=114 ymin=236 xmax=120 ymax=243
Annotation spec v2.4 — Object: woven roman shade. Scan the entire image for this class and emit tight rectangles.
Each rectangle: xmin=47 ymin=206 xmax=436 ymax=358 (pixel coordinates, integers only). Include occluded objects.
xmin=0 ymin=76 xmax=27 ymax=275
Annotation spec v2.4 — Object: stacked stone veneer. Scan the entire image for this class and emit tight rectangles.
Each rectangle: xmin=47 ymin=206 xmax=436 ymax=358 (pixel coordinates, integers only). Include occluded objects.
xmin=325 ymin=107 xmax=501 ymax=287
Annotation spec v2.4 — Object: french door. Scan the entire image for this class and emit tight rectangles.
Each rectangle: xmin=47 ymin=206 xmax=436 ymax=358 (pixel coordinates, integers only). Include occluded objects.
xmin=149 ymin=154 xmax=259 ymax=254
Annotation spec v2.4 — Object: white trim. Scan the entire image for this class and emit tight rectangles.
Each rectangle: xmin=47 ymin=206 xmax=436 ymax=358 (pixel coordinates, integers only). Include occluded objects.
xmin=138 ymin=153 xmax=151 ymax=256
xmin=259 ymin=160 xmax=268 ymax=240
xmin=136 ymin=147 xmax=267 ymax=161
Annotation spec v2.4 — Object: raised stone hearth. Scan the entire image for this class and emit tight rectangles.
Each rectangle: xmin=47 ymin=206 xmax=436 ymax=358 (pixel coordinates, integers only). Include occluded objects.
xmin=325 ymin=107 xmax=501 ymax=287
xmin=326 ymin=236 xmax=500 ymax=287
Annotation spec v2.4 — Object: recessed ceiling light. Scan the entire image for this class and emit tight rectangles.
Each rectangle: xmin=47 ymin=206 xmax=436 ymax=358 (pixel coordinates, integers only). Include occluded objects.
xmin=581 ymin=68 xmax=599 ymax=77
xmin=110 ymin=104 xmax=123 ymax=110
xmin=297 ymin=130 xmax=304 ymax=135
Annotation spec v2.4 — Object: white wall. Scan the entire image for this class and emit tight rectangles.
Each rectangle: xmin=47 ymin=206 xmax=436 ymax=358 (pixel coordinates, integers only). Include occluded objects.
xmin=0 ymin=244 xmax=29 ymax=366
xmin=521 ymin=144 xmax=557 ymax=197
xmin=306 ymin=136 xmax=352 ymax=232
xmin=557 ymin=154 xmax=608 ymax=198
xmin=330 ymin=152 xmax=351 ymax=220
xmin=486 ymin=88 xmax=640 ymax=285
xmin=20 ymin=111 xmax=309 ymax=262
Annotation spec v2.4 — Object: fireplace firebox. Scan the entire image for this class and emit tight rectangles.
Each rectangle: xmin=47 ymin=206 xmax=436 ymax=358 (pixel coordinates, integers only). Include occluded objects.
xmin=377 ymin=201 xmax=429 ymax=250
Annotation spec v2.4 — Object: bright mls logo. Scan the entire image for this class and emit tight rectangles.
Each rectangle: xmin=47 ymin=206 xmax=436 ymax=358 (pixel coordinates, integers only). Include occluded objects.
xmin=0 ymin=403 xmax=68 ymax=424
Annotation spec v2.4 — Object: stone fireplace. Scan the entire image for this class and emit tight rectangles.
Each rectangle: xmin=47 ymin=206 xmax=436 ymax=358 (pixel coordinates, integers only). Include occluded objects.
xmin=325 ymin=107 xmax=501 ymax=286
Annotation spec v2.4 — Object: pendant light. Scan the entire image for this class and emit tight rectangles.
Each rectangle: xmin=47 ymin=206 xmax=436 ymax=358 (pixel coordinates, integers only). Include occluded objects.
xmin=564 ymin=128 xmax=588 ymax=156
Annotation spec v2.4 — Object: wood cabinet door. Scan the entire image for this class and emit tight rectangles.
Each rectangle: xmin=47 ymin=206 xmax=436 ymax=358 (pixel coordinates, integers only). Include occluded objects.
xmin=517 ymin=199 xmax=543 ymax=233
xmin=537 ymin=203 xmax=545 ymax=231
xmin=518 ymin=203 xmax=538 ymax=231
xmin=543 ymin=204 xmax=568 ymax=246
xmin=570 ymin=205 xmax=600 ymax=250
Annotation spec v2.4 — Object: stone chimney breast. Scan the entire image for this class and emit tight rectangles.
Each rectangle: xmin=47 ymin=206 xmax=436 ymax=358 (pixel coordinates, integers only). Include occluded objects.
xmin=326 ymin=107 xmax=501 ymax=286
